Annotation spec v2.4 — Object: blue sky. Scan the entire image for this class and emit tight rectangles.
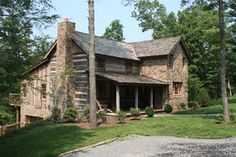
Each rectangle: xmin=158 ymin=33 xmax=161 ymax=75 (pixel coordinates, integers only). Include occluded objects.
xmin=42 ymin=0 xmax=181 ymax=42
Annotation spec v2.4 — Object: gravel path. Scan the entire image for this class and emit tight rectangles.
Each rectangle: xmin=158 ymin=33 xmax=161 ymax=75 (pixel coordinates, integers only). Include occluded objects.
xmin=62 ymin=136 xmax=236 ymax=157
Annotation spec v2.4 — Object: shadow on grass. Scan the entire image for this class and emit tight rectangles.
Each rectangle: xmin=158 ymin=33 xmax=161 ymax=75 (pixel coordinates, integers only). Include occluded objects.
xmin=0 ymin=121 xmax=96 ymax=157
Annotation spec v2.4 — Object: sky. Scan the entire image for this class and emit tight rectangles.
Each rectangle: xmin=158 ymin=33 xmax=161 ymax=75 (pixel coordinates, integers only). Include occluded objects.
xmin=41 ymin=0 xmax=182 ymax=42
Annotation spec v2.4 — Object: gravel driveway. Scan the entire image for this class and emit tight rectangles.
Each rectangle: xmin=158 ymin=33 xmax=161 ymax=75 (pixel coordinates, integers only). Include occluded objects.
xmin=62 ymin=136 xmax=236 ymax=157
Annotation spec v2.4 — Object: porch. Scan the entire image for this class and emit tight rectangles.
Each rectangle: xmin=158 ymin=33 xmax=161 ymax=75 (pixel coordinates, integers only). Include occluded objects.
xmin=96 ymin=72 xmax=169 ymax=112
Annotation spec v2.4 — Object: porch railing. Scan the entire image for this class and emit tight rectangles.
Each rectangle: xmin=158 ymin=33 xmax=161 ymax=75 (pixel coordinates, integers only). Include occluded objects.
xmin=9 ymin=93 xmax=21 ymax=107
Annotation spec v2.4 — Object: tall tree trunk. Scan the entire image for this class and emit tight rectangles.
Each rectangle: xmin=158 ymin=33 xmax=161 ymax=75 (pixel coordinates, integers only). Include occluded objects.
xmin=88 ymin=0 xmax=97 ymax=128
xmin=219 ymin=0 xmax=230 ymax=123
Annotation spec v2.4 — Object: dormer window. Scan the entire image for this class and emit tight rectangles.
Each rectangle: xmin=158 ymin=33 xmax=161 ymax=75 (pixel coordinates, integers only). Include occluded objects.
xmin=169 ymin=54 xmax=173 ymax=69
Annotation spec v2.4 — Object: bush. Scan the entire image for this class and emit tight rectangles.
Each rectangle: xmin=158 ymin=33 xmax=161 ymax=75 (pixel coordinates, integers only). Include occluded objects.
xmin=117 ymin=111 xmax=126 ymax=123
xmin=196 ymin=88 xmax=211 ymax=107
xmin=63 ymin=107 xmax=78 ymax=122
xmin=188 ymin=101 xmax=199 ymax=110
xmin=230 ymin=110 xmax=236 ymax=122
xmin=51 ymin=106 xmax=61 ymax=123
xmin=0 ymin=110 xmax=11 ymax=125
xmin=188 ymin=75 xmax=203 ymax=102
xmin=164 ymin=104 xmax=173 ymax=113
xmin=97 ymin=110 xmax=107 ymax=123
xmin=145 ymin=107 xmax=155 ymax=117
xmin=82 ymin=106 xmax=90 ymax=122
xmin=130 ymin=107 xmax=141 ymax=118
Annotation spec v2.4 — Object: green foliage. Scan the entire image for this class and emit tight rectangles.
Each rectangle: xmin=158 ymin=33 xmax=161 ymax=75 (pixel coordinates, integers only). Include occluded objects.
xmin=97 ymin=110 xmax=107 ymax=123
xmin=196 ymin=88 xmax=211 ymax=107
xmin=229 ymin=110 xmax=236 ymax=122
xmin=102 ymin=19 xmax=125 ymax=41
xmin=82 ymin=106 xmax=90 ymax=122
xmin=0 ymin=110 xmax=12 ymax=125
xmin=188 ymin=75 xmax=203 ymax=102
xmin=51 ymin=106 xmax=61 ymax=123
xmin=132 ymin=0 xmax=178 ymax=39
xmin=164 ymin=104 xmax=173 ymax=113
xmin=188 ymin=101 xmax=199 ymax=110
xmin=177 ymin=102 xmax=187 ymax=110
xmin=63 ymin=107 xmax=78 ymax=122
xmin=116 ymin=111 xmax=126 ymax=123
xmin=145 ymin=107 xmax=155 ymax=117
xmin=130 ymin=107 xmax=141 ymax=118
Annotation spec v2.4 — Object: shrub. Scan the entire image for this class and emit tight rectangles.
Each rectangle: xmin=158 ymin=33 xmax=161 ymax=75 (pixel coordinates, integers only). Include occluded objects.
xmin=188 ymin=101 xmax=199 ymax=110
xmin=196 ymin=88 xmax=211 ymax=107
xmin=63 ymin=107 xmax=78 ymax=122
xmin=230 ymin=110 xmax=236 ymax=122
xmin=97 ymin=110 xmax=107 ymax=123
xmin=130 ymin=107 xmax=141 ymax=118
xmin=117 ymin=111 xmax=126 ymax=123
xmin=51 ymin=106 xmax=61 ymax=123
xmin=145 ymin=107 xmax=155 ymax=117
xmin=188 ymin=75 xmax=203 ymax=102
xmin=0 ymin=110 xmax=11 ymax=125
xmin=82 ymin=106 xmax=90 ymax=121
xmin=164 ymin=104 xmax=173 ymax=113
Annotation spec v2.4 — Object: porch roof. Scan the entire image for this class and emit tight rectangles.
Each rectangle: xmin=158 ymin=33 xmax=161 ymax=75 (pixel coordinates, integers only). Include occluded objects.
xmin=96 ymin=72 xmax=168 ymax=85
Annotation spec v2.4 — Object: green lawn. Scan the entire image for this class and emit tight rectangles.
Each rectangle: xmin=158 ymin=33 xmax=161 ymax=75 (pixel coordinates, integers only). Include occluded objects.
xmin=0 ymin=115 xmax=236 ymax=157
xmin=176 ymin=95 xmax=236 ymax=114
xmin=1 ymin=95 xmax=236 ymax=157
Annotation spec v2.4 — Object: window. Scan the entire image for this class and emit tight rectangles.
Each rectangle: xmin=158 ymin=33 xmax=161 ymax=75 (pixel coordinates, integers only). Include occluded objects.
xmin=125 ymin=61 xmax=132 ymax=73
xmin=98 ymin=58 xmax=105 ymax=70
xmin=41 ymin=84 xmax=47 ymax=99
xmin=173 ymin=82 xmax=182 ymax=95
xmin=182 ymin=57 xmax=186 ymax=67
xmin=168 ymin=54 xmax=173 ymax=69
xmin=22 ymin=83 xmax=27 ymax=98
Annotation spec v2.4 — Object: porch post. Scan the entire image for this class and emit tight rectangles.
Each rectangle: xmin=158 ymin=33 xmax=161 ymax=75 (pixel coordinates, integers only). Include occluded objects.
xmin=116 ymin=85 xmax=120 ymax=112
xmin=150 ymin=86 xmax=153 ymax=108
xmin=16 ymin=107 xmax=19 ymax=123
xmin=135 ymin=86 xmax=139 ymax=109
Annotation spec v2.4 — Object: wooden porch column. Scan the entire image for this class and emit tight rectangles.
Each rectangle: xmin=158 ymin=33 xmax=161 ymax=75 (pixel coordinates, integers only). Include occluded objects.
xmin=150 ymin=86 xmax=153 ymax=108
xmin=116 ymin=85 xmax=120 ymax=112
xmin=16 ymin=107 xmax=19 ymax=123
xmin=135 ymin=86 xmax=139 ymax=109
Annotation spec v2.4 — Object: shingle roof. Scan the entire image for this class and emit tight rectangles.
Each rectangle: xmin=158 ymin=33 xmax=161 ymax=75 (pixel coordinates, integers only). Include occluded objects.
xmin=131 ymin=36 xmax=182 ymax=58
xmin=72 ymin=31 xmax=139 ymax=61
xmin=96 ymin=72 xmax=168 ymax=85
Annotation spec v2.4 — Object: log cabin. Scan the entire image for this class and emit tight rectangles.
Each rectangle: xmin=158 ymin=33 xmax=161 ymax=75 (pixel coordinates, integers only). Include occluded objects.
xmin=9 ymin=19 xmax=190 ymax=124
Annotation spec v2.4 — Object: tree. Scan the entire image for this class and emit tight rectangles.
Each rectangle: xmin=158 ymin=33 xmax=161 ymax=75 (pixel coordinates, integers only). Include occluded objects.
xmin=103 ymin=19 xmax=125 ymax=41
xmin=0 ymin=0 xmax=58 ymax=121
xmin=219 ymin=0 xmax=230 ymax=123
xmin=88 ymin=0 xmax=97 ymax=128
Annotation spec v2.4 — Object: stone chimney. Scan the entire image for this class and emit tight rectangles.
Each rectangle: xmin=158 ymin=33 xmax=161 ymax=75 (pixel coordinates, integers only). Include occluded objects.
xmin=55 ymin=19 xmax=75 ymax=112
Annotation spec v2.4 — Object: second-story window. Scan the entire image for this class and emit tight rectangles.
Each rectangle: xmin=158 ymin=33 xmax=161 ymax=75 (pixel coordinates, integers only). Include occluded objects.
xmin=98 ymin=58 xmax=105 ymax=70
xmin=182 ymin=57 xmax=186 ymax=67
xmin=169 ymin=54 xmax=174 ymax=69
xmin=41 ymin=83 xmax=47 ymax=99
xmin=125 ymin=61 xmax=132 ymax=73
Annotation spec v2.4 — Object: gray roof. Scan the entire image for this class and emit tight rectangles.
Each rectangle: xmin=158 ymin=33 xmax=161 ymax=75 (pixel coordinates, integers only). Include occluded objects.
xmin=72 ymin=31 xmax=139 ymax=61
xmin=131 ymin=37 xmax=182 ymax=58
xmin=96 ymin=72 xmax=168 ymax=85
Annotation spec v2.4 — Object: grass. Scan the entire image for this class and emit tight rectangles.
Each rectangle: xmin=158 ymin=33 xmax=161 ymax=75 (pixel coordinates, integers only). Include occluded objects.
xmin=0 ymin=115 xmax=236 ymax=157
xmin=176 ymin=95 xmax=236 ymax=114
xmin=0 ymin=95 xmax=236 ymax=157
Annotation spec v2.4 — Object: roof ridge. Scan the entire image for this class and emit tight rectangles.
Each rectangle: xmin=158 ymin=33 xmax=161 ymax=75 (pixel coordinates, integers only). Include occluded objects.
xmin=74 ymin=31 xmax=129 ymax=44
xmin=129 ymin=36 xmax=182 ymax=44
